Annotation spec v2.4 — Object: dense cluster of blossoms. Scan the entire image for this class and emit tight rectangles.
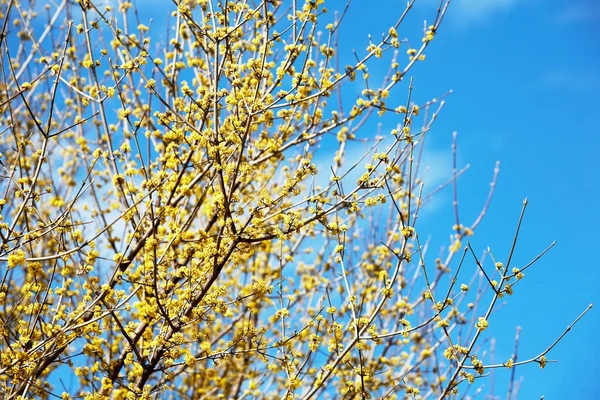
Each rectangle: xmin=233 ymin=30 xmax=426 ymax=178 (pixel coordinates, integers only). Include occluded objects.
xmin=0 ymin=0 xmax=588 ymax=399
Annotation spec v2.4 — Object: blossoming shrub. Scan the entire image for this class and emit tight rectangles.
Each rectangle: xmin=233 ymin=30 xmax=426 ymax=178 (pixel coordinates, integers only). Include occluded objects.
xmin=0 ymin=1 xmax=589 ymax=399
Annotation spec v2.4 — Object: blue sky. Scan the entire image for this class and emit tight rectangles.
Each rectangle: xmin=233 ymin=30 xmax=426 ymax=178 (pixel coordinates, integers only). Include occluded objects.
xmin=328 ymin=0 xmax=599 ymax=398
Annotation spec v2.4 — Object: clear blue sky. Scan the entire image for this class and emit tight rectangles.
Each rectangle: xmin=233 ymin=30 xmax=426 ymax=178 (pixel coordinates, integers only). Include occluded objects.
xmin=330 ymin=0 xmax=599 ymax=398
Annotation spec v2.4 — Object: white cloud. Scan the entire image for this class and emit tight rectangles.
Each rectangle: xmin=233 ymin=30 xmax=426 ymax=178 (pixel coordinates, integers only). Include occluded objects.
xmin=537 ymin=69 xmax=600 ymax=91
xmin=309 ymin=135 xmax=453 ymax=217
xmin=447 ymin=0 xmax=522 ymax=25
xmin=417 ymin=147 xmax=453 ymax=191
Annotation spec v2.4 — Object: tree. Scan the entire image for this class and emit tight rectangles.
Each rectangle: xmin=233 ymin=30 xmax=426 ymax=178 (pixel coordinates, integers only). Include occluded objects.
xmin=0 ymin=0 xmax=590 ymax=399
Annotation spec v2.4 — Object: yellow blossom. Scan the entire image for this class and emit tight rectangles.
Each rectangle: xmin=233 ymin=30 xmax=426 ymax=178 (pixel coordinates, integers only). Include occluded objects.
xmin=475 ymin=317 xmax=489 ymax=331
